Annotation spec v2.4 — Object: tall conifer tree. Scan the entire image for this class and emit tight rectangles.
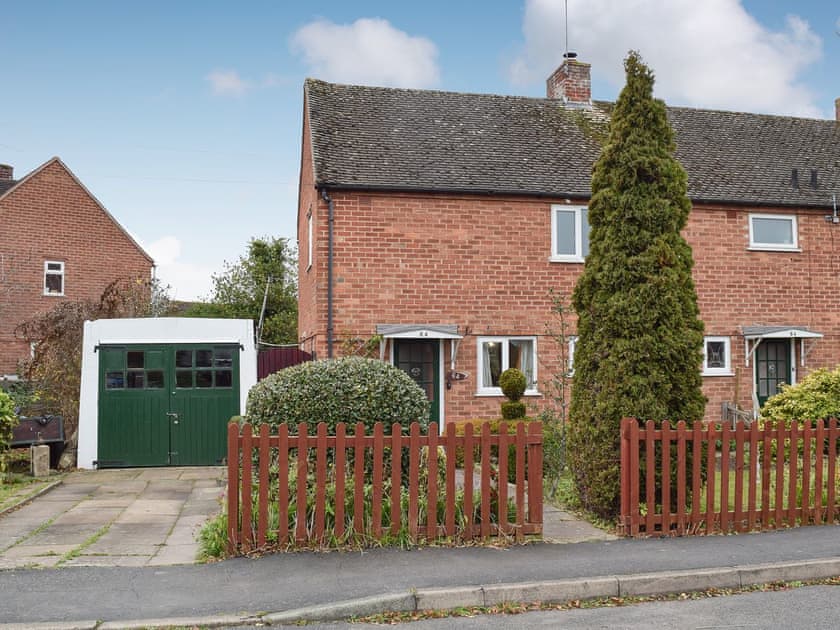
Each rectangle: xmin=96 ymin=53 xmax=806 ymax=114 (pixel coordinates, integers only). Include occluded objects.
xmin=568 ymin=52 xmax=705 ymax=518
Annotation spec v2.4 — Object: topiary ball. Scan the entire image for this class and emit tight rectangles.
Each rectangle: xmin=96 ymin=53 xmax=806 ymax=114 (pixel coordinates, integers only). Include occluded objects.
xmin=501 ymin=401 xmax=527 ymax=420
xmin=499 ymin=368 xmax=527 ymax=401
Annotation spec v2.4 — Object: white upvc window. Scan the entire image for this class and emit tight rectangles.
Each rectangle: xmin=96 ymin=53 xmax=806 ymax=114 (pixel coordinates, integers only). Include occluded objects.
xmin=703 ymin=336 xmax=732 ymax=376
xmin=476 ymin=336 xmax=538 ymax=396
xmin=550 ymin=205 xmax=589 ymax=262
xmin=306 ymin=211 xmax=313 ymax=271
xmin=44 ymin=261 xmax=64 ymax=296
xmin=748 ymin=214 xmax=798 ymax=251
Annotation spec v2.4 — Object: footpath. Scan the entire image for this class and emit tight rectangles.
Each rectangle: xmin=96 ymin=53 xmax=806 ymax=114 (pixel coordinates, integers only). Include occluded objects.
xmin=2 ymin=524 xmax=840 ymax=628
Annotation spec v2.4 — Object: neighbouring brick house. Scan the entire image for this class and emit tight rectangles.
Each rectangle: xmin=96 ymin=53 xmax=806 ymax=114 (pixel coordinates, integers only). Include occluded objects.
xmin=0 ymin=157 xmax=154 ymax=378
xmin=297 ymin=58 xmax=840 ymax=428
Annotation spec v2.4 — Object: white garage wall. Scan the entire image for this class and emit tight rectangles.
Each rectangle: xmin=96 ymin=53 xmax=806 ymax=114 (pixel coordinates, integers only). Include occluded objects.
xmin=77 ymin=318 xmax=257 ymax=469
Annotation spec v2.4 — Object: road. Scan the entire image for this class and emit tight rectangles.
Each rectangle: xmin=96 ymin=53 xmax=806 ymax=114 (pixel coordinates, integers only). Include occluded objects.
xmin=296 ymin=584 xmax=838 ymax=629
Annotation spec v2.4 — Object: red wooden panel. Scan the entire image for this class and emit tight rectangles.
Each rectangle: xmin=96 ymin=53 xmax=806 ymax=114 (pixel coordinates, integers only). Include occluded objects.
xmin=629 ymin=419 xmax=640 ymax=535
xmin=527 ymin=421 xmax=543 ymax=532
xmin=241 ymin=424 xmax=254 ymax=551
xmin=814 ymin=420 xmax=824 ymax=523
xmin=295 ymin=423 xmax=309 ymax=543
xmin=258 ymin=424 xmax=270 ymax=547
xmin=226 ymin=423 xmax=239 ymax=555
xmin=390 ymin=423 xmax=402 ymax=536
xmin=676 ymin=421 xmax=686 ymax=534
xmin=408 ymin=423 xmax=420 ymax=541
xmin=828 ymin=419 xmax=838 ymax=523
xmin=802 ymin=421 xmax=812 ymax=524
xmin=334 ymin=423 xmax=346 ymax=539
xmin=788 ymin=421 xmax=799 ymax=527
xmin=661 ymin=421 xmax=671 ymax=535
xmin=314 ymin=423 xmax=328 ymax=542
xmin=277 ymin=424 xmax=289 ymax=546
xmin=775 ymin=421 xmax=785 ymax=527
xmin=497 ymin=422 xmax=509 ymax=534
xmin=645 ymin=420 xmax=656 ymax=535
xmin=427 ymin=423 xmax=439 ymax=539
xmin=480 ymin=422 xmax=491 ymax=538
xmin=720 ymin=422 xmax=730 ymax=533
xmin=354 ymin=423 xmax=365 ymax=534
xmin=706 ymin=423 xmax=716 ymax=534
xmin=445 ymin=422 xmax=457 ymax=537
xmin=463 ymin=423 xmax=474 ymax=538
xmin=734 ymin=422 xmax=744 ymax=532
xmin=515 ymin=422 xmax=526 ymax=541
xmin=747 ymin=421 xmax=758 ymax=531
xmin=372 ymin=422 xmax=384 ymax=537
xmin=257 ymin=348 xmax=312 ymax=380
xmin=691 ymin=421 xmax=702 ymax=531
xmin=761 ymin=423 xmax=771 ymax=528
xmin=620 ymin=418 xmax=630 ymax=533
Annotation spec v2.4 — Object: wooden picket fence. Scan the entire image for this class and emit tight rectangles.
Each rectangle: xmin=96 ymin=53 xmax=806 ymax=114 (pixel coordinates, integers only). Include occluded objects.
xmin=620 ymin=417 xmax=840 ymax=536
xmin=227 ymin=421 xmax=543 ymax=553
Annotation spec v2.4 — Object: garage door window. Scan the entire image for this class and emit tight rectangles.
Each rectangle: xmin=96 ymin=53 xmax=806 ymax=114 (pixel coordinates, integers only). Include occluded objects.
xmin=106 ymin=350 xmax=165 ymax=389
xmin=176 ymin=348 xmax=233 ymax=389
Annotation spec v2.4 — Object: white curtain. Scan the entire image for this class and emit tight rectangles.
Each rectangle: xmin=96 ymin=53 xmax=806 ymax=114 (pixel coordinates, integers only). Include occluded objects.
xmin=513 ymin=339 xmax=534 ymax=388
xmin=482 ymin=342 xmax=492 ymax=388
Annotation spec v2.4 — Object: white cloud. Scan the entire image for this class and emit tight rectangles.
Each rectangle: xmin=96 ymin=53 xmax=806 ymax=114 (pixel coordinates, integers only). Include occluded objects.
xmin=290 ymin=17 xmax=440 ymax=88
xmin=144 ymin=236 xmax=214 ymax=301
xmin=206 ymin=69 xmax=251 ymax=96
xmin=508 ymin=0 xmax=824 ymax=118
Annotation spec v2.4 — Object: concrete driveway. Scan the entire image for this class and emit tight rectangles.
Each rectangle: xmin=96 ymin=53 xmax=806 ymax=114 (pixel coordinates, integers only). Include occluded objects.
xmin=0 ymin=467 xmax=224 ymax=569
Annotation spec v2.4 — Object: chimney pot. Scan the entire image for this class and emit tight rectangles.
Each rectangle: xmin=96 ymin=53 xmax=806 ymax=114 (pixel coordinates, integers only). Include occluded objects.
xmin=547 ymin=58 xmax=591 ymax=107
xmin=0 ymin=164 xmax=12 ymax=181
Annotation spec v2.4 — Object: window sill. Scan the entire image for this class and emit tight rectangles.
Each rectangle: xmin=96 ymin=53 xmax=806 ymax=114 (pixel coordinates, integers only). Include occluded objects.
xmin=549 ymin=256 xmax=585 ymax=264
xmin=747 ymin=246 xmax=800 ymax=253
xmin=43 ymin=292 xmax=65 ymax=297
xmin=702 ymin=371 xmax=734 ymax=377
xmin=475 ymin=390 xmax=540 ymax=397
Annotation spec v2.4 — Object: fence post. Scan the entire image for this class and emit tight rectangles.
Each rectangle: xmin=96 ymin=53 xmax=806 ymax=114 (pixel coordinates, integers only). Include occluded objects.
xmin=527 ymin=421 xmax=543 ymax=531
xmin=226 ymin=422 xmax=240 ymax=555
xmin=619 ymin=418 xmax=629 ymax=535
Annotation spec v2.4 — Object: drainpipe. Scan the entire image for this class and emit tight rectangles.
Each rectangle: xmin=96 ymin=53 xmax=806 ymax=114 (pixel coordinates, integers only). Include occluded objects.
xmin=320 ymin=188 xmax=335 ymax=358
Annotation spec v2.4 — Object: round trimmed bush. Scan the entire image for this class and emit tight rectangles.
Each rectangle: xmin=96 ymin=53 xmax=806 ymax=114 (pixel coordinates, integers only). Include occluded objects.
xmin=246 ymin=357 xmax=430 ymax=434
xmin=499 ymin=368 xmax=526 ymax=401
xmin=501 ymin=401 xmax=527 ymax=420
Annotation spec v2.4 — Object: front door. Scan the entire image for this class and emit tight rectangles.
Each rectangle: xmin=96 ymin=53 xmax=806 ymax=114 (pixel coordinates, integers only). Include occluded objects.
xmin=98 ymin=344 xmax=240 ymax=467
xmin=755 ymin=339 xmax=791 ymax=408
xmin=394 ymin=339 xmax=440 ymax=426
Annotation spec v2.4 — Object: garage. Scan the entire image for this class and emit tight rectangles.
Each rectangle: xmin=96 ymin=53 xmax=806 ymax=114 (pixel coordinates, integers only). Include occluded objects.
xmin=78 ymin=318 xmax=257 ymax=468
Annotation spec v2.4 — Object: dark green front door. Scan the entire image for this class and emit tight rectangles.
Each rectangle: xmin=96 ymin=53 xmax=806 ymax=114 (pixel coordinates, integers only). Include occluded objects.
xmin=98 ymin=344 xmax=240 ymax=467
xmin=394 ymin=340 xmax=440 ymax=426
xmin=756 ymin=339 xmax=791 ymax=408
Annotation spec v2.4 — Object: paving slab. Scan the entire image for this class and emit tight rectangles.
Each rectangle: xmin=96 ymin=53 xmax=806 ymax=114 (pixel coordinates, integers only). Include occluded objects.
xmin=148 ymin=544 xmax=199 ymax=565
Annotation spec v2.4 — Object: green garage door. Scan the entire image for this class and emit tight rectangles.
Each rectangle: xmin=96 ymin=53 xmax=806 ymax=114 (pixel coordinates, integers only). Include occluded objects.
xmin=98 ymin=344 xmax=240 ymax=467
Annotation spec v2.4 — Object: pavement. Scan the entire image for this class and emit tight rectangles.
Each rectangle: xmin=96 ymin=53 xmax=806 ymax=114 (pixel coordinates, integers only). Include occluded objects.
xmin=0 ymin=467 xmax=225 ymax=569
xmin=2 ymin=469 xmax=840 ymax=628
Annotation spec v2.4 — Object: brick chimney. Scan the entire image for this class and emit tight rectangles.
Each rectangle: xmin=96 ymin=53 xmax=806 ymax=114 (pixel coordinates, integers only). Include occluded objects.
xmin=547 ymin=58 xmax=591 ymax=107
xmin=0 ymin=164 xmax=12 ymax=181
xmin=835 ymin=97 xmax=840 ymax=122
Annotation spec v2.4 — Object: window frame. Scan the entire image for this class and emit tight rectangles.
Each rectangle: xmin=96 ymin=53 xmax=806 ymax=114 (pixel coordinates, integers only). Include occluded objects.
xmin=567 ymin=335 xmax=578 ymax=376
xmin=748 ymin=213 xmax=799 ymax=251
xmin=475 ymin=336 xmax=539 ymax=396
xmin=550 ymin=204 xmax=588 ymax=263
xmin=43 ymin=260 xmax=65 ymax=296
xmin=703 ymin=336 xmax=733 ymax=376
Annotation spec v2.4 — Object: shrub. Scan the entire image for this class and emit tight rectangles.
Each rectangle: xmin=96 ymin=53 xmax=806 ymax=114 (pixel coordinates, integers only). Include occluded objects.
xmin=246 ymin=357 xmax=430 ymax=435
xmin=501 ymin=401 xmax=527 ymax=420
xmin=761 ymin=367 xmax=840 ymax=423
xmin=0 ymin=390 xmax=18 ymax=481
xmin=499 ymin=368 xmax=526 ymax=401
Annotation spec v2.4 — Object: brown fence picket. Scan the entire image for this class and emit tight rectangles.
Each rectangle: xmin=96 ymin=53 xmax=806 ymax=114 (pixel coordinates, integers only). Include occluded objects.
xmin=427 ymin=423 xmax=439 ymax=539
xmin=497 ymin=422 xmax=509 ymax=535
xmin=373 ymin=422 xmax=384 ymax=537
xmin=645 ymin=420 xmax=655 ymax=534
xmin=747 ymin=421 xmax=758 ymax=531
xmin=480 ymin=422 xmax=491 ymax=538
xmin=814 ymin=420 xmax=824 ymax=523
xmin=295 ymin=423 xmax=308 ymax=543
xmin=629 ymin=419 xmax=640 ymax=535
xmin=734 ymin=421 xmax=744 ymax=532
xmin=390 ymin=423 xmax=401 ymax=536
xmin=408 ymin=422 xmax=420 ymax=541
xmin=354 ymin=422 xmax=365 ymax=535
xmin=661 ymin=421 xmax=671 ymax=535
xmin=463 ymin=423 xmax=474 ymax=538
xmin=761 ymin=423 xmax=771 ymax=528
xmin=445 ymin=422 xmax=457 ymax=537
xmin=527 ymin=422 xmax=543 ymax=531
xmin=258 ymin=423 xmax=270 ymax=547
xmin=277 ymin=424 xmax=289 ymax=546
xmin=788 ymin=421 xmax=799 ymax=526
xmin=691 ymin=421 xmax=701 ymax=531
xmin=334 ymin=423 xmax=346 ymax=539
xmin=515 ymin=421 xmax=526 ymax=541
xmin=676 ymin=421 xmax=686 ymax=534
xmin=829 ymin=419 xmax=838 ymax=523
xmin=802 ymin=420 xmax=812 ymax=524
xmin=227 ymin=423 xmax=239 ymax=555
xmin=720 ymin=422 xmax=730 ymax=533
xmin=775 ymin=421 xmax=785 ymax=527
xmin=241 ymin=423 xmax=253 ymax=552
xmin=314 ymin=423 xmax=328 ymax=542
xmin=705 ymin=423 xmax=716 ymax=533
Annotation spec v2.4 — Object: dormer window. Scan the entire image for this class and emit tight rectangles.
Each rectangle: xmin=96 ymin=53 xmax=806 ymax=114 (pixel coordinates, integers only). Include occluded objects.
xmin=44 ymin=261 xmax=64 ymax=296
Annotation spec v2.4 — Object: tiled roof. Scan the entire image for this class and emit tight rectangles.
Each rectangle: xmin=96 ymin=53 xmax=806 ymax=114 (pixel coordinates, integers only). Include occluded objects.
xmin=305 ymin=79 xmax=840 ymax=208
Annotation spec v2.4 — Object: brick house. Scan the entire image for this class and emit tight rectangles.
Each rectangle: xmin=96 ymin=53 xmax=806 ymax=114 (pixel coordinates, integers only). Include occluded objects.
xmin=297 ymin=59 xmax=840 ymax=428
xmin=0 ymin=157 xmax=154 ymax=378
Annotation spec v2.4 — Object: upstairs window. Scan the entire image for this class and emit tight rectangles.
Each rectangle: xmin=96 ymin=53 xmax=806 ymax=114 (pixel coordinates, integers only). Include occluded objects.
xmin=749 ymin=214 xmax=798 ymax=251
xmin=44 ymin=261 xmax=64 ymax=296
xmin=551 ymin=205 xmax=589 ymax=262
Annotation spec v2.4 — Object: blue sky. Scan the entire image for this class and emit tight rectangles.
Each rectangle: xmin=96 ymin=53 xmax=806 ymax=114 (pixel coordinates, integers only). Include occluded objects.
xmin=2 ymin=1 xmax=838 ymax=300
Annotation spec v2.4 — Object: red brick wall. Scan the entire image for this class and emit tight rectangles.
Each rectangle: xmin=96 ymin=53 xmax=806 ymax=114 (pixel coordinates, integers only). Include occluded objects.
xmin=0 ymin=159 xmax=153 ymax=375
xmin=299 ymin=188 xmax=840 ymax=426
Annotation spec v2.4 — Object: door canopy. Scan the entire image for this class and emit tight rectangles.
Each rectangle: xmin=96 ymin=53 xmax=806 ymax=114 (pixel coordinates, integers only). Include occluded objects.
xmin=742 ymin=325 xmax=823 ymax=367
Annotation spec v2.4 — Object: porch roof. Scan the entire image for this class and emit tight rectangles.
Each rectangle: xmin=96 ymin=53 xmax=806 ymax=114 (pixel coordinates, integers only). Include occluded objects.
xmin=376 ymin=324 xmax=462 ymax=339
xmin=741 ymin=325 xmax=823 ymax=340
